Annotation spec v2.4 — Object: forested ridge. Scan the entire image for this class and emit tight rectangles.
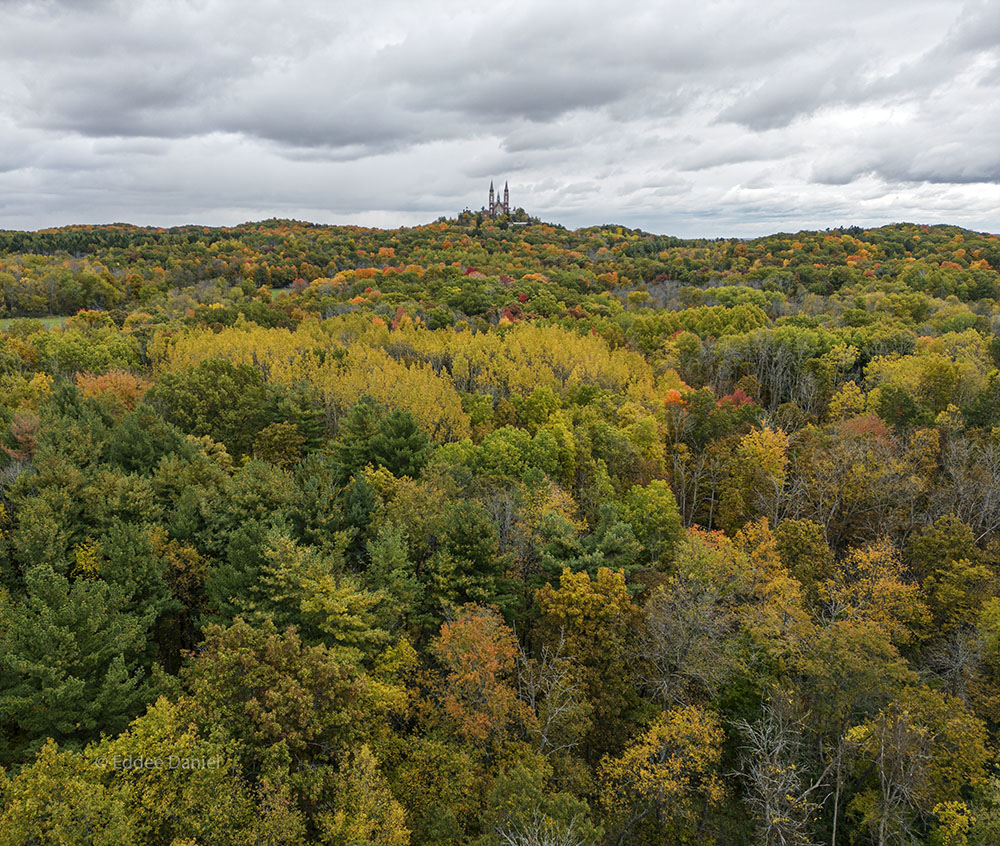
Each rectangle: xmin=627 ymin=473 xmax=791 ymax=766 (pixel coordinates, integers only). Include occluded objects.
xmin=1 ymin=217 xmax=1000 ymax=844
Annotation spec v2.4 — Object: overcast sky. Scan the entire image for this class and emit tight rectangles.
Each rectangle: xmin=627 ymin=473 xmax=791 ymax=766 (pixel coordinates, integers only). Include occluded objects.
xmin=0 ymin=0 xmax=998 ymax=237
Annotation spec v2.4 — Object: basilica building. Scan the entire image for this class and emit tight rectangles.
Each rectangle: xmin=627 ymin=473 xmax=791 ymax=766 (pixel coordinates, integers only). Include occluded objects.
xmin=458 ymin=181 xmax=532 ymax=225
xmin=484 ymin=181 xmax=510 ymax=219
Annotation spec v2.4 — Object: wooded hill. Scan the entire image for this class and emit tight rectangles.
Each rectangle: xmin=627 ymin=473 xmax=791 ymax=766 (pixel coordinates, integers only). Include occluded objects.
xmin=1 ymin=218 xmax=1000 ymax=845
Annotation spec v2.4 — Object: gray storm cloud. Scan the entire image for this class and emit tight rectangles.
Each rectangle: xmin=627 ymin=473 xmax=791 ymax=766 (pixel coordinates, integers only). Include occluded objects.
xmin=0 ymin=0 xmax=997 ymax=235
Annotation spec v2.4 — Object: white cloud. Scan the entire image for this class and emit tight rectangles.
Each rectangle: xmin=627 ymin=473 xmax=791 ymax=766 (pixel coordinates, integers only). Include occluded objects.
xmin=0 ymin=0 xmax=996 ymax=236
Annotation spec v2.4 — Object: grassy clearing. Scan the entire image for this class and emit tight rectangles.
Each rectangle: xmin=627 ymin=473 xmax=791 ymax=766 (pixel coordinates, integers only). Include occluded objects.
xmin=0 ymin=315 xmax=66 ymax=331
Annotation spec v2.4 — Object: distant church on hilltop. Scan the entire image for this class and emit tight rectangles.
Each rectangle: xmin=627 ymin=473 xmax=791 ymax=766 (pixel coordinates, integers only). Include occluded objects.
xmin=457 ymin=181 xmax=532 ymax=225
xmin=485 ymin=180 xmax=510 ymax=219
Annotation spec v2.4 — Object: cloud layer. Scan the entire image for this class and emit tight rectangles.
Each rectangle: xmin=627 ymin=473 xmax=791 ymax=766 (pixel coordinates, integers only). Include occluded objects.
xmin=0 ymin=0 xmax=997 ymax=236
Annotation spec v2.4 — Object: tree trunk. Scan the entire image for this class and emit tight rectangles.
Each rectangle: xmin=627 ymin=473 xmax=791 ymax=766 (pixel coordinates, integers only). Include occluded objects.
xmin=831 ymin=745 xmax=841 ymax=846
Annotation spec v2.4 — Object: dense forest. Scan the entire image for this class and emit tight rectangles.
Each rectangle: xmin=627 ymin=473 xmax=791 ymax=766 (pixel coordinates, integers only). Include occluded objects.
xmin=1 ymin=216 xmax=1000 ymax=845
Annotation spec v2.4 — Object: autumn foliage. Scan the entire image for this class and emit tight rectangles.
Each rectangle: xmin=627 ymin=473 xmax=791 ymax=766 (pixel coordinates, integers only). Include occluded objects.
xmin=0 ymin=218 xmax=999 ymax=845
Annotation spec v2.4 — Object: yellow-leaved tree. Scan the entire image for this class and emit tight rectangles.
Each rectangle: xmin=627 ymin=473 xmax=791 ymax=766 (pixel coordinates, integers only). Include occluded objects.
xmin=598 ymin=705 xmax=725 ymax=845
xmin=719 ymin=426 xmax=788 ymax=532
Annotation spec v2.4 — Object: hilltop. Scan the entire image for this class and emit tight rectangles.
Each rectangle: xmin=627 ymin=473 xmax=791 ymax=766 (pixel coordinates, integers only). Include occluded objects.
xmin=0 ymin=218 xmax=997 ymax=321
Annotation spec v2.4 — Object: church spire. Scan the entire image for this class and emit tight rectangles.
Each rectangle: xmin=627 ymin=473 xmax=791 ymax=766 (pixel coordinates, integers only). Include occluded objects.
xmin=489 ymin=181 xmax=495 ymax=216
xmin=503 ymin=181 xmax=509 ymax=215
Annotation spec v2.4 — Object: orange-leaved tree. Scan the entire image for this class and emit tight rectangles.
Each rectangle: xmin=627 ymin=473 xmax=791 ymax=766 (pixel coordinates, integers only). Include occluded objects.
xmin=430 ymin=604 xmax=527 ymax=748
